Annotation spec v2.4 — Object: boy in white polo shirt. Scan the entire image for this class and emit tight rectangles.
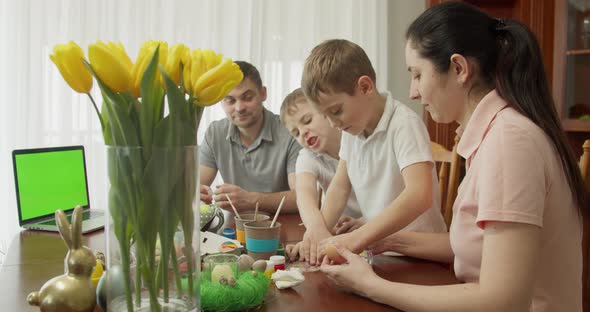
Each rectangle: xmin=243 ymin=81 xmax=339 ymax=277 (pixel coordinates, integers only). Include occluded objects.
xmin=301 ymin=39 xmax=446 ymax=262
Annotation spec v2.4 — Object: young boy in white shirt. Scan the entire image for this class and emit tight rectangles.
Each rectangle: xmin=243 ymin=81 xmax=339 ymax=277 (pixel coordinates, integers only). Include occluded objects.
xmin=301 ymin=39 xmax=446 ymax=264
xmin=280 ymin=88 xmax=364 ymax=263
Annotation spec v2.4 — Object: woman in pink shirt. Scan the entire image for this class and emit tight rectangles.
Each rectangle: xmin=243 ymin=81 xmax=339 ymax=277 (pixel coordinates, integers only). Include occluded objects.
xmin=320 ymin=2 xmax=589 ymax=311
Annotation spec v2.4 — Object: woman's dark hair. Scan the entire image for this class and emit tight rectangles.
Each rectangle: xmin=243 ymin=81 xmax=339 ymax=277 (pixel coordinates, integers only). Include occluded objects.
xmin=406 ymin=1 xmax=589 ymax=214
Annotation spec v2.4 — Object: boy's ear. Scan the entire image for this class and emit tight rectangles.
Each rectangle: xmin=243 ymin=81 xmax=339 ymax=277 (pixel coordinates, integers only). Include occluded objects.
xmin=357 ymin=76 xmax=375 ymax=95
xmin=449 ymin=54 xmax=471 ymax=85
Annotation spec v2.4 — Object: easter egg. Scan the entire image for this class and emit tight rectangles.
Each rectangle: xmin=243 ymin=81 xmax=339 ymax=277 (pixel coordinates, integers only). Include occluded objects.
xmin=91 ymin=259 xmax=104 ymax=288
xmin=238 ymin=254 xmax=255 ymax=272
xmin=252 ymin=259 xmax=267 ymax=272
xmin=325 ymin=244 xmax=346 ymax=264
xmin=96 ymin=265 xmax=134 ymax=311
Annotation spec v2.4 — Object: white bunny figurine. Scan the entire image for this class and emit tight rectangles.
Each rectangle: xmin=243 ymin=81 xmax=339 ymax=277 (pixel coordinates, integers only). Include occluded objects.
xmin=27 ymin=205 xmax=97 ymax=312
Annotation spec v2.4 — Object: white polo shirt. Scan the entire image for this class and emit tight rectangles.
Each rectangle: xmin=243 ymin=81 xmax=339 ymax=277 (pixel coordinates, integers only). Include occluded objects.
xmin=340 ymin=91 xmax=446 ymax=232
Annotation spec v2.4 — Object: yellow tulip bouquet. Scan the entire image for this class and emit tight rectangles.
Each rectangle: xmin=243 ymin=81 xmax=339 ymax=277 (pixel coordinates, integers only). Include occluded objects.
xmin=50 ymin=40 xmax=243 ymax=311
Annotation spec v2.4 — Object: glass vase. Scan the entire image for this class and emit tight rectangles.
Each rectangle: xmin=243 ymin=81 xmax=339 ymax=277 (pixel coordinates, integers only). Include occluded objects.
xmin=104 ymin=146 xmax=200 ymax=312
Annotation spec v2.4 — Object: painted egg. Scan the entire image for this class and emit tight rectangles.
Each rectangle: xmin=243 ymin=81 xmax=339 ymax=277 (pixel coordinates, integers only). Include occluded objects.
xmin=325 ymin=243 xmax=346 ymax=264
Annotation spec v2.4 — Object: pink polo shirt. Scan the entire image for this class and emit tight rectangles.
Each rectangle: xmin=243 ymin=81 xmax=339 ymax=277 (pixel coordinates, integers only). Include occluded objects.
xmin=450 ymin=90 xmax=582 ymax=311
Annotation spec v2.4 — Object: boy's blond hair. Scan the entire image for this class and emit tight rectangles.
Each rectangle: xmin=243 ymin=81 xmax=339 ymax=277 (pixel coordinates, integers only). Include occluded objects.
xmin=279 ymin=88 xmax=307 ymax=125
xmin=301 ymin=39 xmax=376 ymax=105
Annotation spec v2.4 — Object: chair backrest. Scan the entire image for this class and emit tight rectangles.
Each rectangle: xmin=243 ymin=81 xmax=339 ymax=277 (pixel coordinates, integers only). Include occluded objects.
xmin=431 ymin=136 xmax=461 ymax=229
xmin=579 ymin=140 xmax=590 ymax=312
xmin=580 ymin=140 xmax=590 ymax=188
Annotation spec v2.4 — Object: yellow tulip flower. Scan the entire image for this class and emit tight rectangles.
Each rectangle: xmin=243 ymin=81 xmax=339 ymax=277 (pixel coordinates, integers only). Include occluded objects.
xmin=49 ymin=41 xmax=93 ymax=93
xmin=188 ymin=49 xmax=205 ymax=92
xmin=181 ymin=49 xmax=193 ymax=93
xmin=163 ymin=43 xmax=189 ymax=86
xmin=130 ymin=40 xmax=168 ymax=97
xmin=192 ymin=59 xmax=243 ymax=106
xmin=88 ymin=41 xmax=133 ymax=93
xmin=185 ymin=49 xmax=223 ymax=95
xmin=201 ymin=49 xmax=222 ymax=71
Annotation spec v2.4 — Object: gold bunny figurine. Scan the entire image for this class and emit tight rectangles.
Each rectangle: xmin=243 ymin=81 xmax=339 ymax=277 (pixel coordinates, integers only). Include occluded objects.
xmin=27 ymin=206 xmax=97 ymax=312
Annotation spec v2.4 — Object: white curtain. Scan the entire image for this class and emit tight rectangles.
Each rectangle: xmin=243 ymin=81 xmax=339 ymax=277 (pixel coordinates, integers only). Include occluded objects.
xmin=0 ymin=0 xmax=388 ymax=253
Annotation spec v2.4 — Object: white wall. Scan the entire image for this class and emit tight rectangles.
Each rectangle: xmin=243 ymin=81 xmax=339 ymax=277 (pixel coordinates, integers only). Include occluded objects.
xmin=386 ymin=1 xmax=425 ymax=116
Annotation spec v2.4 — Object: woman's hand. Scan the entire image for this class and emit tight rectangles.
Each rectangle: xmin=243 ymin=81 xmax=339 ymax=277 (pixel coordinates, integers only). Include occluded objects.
xmin=320 ymin=243 xmax=378 ymax=297
xmin=367 ymin=233 xmax=403 ymax=255
xmin=318 ymin=231 xmax=362 ymax=261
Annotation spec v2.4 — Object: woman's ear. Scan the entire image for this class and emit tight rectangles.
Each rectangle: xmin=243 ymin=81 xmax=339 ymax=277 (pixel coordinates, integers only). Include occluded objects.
xmin=449 ymin=53 xmax=471 ymax=86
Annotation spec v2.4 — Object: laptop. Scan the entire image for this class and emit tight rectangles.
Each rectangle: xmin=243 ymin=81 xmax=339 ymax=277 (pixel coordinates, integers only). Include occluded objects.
xmin=12 ymin=145 xmax=105 ymax=233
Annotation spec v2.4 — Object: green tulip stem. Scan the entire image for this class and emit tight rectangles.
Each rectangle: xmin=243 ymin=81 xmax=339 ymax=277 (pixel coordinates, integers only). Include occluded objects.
xmin=155 ymin=251 xmax=164 ymax=295
xmin=195 ymin=106 xmax=204 ymax=128
xmin=170 ymin=250 xmax=183 ymax=299
xmin=134 ymin=243 xmax=142 ymax=307
xmin=87 ymin=92 xmax=105 ymax=132
xmin=119 ymin=238 xmax=134 ymax=312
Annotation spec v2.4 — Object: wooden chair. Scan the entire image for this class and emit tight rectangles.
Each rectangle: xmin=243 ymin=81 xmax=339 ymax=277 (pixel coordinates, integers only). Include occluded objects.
xmin=579 ymin=140 xmax=590 ymax=312
xmin=431 ymin=136 xmax=461 ymax=229
xmin=580 ymin=140 xmax=590 ymax=187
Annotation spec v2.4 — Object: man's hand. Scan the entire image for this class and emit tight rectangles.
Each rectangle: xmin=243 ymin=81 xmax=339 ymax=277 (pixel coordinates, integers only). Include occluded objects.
xmin=213 ymin=183 xmax=255 ymax=211
xmin=200 ymin=185 xmax=213 ymax=204
xmin=332 ymin=216 xmax=365 ymax=235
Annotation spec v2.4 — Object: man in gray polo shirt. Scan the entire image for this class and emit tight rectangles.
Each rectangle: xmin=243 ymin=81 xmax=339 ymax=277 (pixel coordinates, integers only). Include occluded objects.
xmin=199 ymin=61 xmax=301 ymax=213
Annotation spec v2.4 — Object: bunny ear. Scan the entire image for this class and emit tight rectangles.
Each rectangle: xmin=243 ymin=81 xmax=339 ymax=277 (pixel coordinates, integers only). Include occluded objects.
xmin=71 ymin=205 xmax=83 ymax=249
xmin=55 ymin=210 xmax=73 ymax=249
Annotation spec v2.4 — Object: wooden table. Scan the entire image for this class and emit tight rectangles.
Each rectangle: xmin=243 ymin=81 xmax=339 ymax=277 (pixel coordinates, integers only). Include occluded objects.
xmin=0 ymin=214 xmax=459 ymax=311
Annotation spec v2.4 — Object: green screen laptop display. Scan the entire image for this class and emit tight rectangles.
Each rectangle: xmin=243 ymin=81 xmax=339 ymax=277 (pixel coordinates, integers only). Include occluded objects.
xmin=13 ymin=146 xmax=89 ymax=223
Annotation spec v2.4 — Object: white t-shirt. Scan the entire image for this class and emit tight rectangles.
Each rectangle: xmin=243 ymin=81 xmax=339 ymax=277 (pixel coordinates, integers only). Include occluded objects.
xmin=339 ymin=91 xmax=446 ymax=232
xmin=296 ymin=149 xmax=363 ymax=219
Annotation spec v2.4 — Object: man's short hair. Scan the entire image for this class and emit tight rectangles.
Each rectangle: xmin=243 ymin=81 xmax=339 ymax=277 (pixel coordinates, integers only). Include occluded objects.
xmin=235 ymin=60 xmax=263 ymax=90
xmin=301 ymin=39 xmax=376 ymax=104
xmin=279 ymin=88 xmax=307 ymax=125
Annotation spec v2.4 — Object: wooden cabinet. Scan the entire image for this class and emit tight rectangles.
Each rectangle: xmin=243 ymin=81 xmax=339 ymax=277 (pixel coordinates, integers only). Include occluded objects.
xmin=425 ymin=0 xmax=589 ymax=157
xmin=554 ymin=0 xmax=590 ymax=151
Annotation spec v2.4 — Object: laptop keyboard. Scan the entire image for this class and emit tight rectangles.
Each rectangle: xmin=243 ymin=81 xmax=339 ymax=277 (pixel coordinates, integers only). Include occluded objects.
xmin=39 ymin=210 xmax=105 ymax=225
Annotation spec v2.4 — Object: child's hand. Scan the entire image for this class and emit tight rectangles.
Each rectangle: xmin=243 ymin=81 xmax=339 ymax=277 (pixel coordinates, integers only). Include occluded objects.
xmin=332 ymin=216 xmax=365 ymax=235
xmin=285 ymin=242 xmax=303 ymax=262
xmin=301 ymin=224 xmax=333 ymax=266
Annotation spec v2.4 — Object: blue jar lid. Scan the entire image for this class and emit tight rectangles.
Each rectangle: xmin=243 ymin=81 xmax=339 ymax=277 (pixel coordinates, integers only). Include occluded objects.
xmin=223 ymin=228 xmax=236 ymax=236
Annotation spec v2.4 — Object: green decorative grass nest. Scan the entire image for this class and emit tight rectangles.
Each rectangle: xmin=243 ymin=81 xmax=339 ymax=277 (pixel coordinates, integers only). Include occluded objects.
xmin=182 ymin=270 xmax=270 ymax=312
